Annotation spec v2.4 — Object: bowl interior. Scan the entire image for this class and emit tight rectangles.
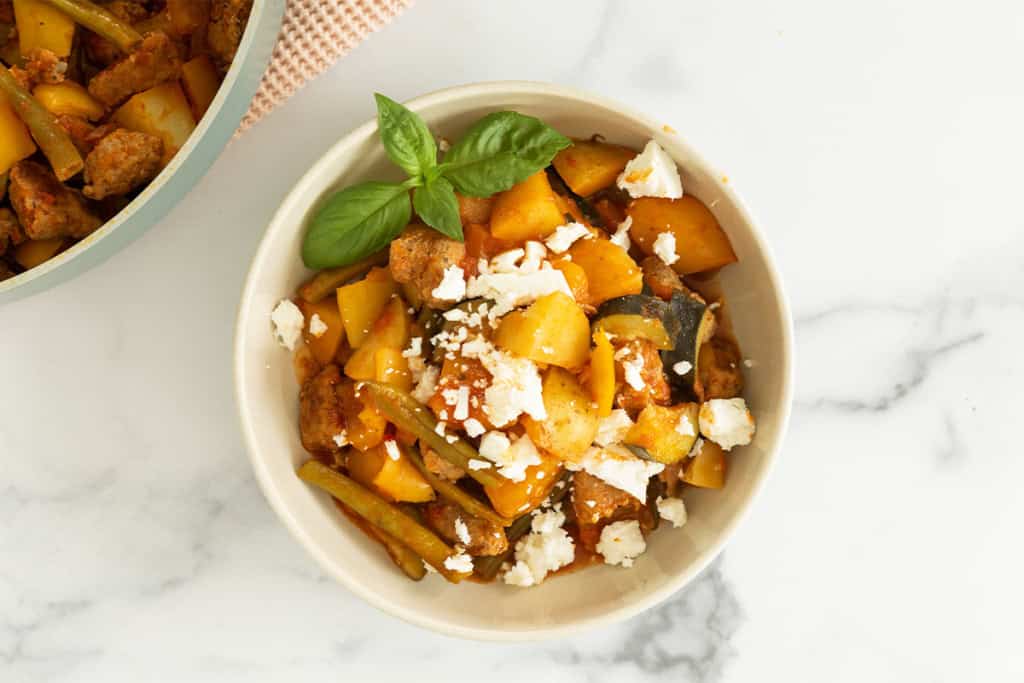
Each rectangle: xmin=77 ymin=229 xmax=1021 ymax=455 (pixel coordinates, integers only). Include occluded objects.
xmin=235 ymin=83 xmax=792 ymax=639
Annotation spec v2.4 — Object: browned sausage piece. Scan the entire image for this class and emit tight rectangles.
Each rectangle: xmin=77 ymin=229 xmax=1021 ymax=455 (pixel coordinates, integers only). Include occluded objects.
xmin=57 ymin=116 xmax=119 ymax=156
xmin=614 ymin=339 xmax=672 ymax=415
xmin=83 ymin=1 xmax=151 ymax=67
xmin=87 ymin=31 xmax=183 ymax=107
xmin=698 ymin=336 xmax=744 ymax=400
xmin=207 ymin=0 xmax=253 ymax=68
xmin=389 ymin=225 xmax=466 ymax=309
xmin=83 ymin=129 xmax=163 ymax=200
xmin=298 ymin=364 xmax=347 ymax=457
xmin=0 ymin=208 xmax=25 ymax=256
xmin=571 ymin=470 xmax=643 ymax=526
xmin=8 ymin=161 xmax=102 ymax=240
xmin=422 ymin=446 xmax=465 ymax=482
xmin=423 ymin=500 xmax=508 ymax=556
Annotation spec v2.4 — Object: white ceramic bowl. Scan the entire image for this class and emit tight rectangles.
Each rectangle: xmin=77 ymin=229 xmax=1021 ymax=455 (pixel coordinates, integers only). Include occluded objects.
xmin=235 ymin=81 xmax=794 ymax=641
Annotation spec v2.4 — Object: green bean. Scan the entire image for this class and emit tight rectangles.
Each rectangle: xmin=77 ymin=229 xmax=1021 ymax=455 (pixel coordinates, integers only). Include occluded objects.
xmin=298 ymin=249 xmax=388 ymax=303
xmin=40 ymin=0 xmax=142 ymax=53
xmin=297 ymin=460 xmax=467 ymax=582
xmin=407 ymin=445 xmax=513 ymax=528
xmin=0 ymin=67 xmax=83 ymax=181
xmin=474 ymin=472 xmax=572 ymax=580
xmin=338 ymin=500 xmax=426 ymax=581
xmin=363 ymin=381 xmax=506 ymax=488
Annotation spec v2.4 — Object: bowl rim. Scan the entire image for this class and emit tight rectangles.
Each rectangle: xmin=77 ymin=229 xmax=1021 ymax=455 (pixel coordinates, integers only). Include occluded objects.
xmin=0 ymin=0 xmax=286 ymax=304
xmin=234 ymin=80 xmax=795 ymax=641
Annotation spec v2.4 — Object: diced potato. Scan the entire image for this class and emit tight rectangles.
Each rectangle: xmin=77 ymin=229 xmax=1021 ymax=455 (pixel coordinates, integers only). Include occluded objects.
xmin=0 ymin=100 xmax=37 ymax=174
xmin=297 ymin=297 xmax=344 ymax=365
xmin=374 ymin=348 xmax=412 ymax=391
xmin=588 ymin=329 xmax=615 ymax=417
xmin=14 ymin=237 xmax=65 ymax=269
xmin=567 ymin=236 xmax=643 ymax=305
xmin=484 ymin=454 xmax=562 ymax=519
xmin=14 ymin=0 xmax=75 ymax=58
xmin=552 ymin=139 xmax=636 ymax=196
xmin=464 ymin=221 xmax=516 ymax=269
xmin=347 ymin=442 xmax=435 ymax=503
xmin=625 ymin=403 xmax=699 ymax=464
xmin=682 ymin=439 xmax=727 ymax=488
xmin=180 ymin=55 xmax=220 ymax=120
xmin=626 ymin=196 xmax=737 ymax=274
xmin=494 ymin=291 xmax=590 ymax=369
xmin=338 ymin=382 xmax=386 ymax=451
xmin=344 ymin=297 xmax=410 ymax=381
xmin=523 ymin=367 xmax=599 ymax=461
xmin=489 ymin=171 xmax=564 ymax=242
xmin=33 ymin=82 xmax=105 ymax=121
xmin=113 ymin=82 xmax=196 ymax=167
xmin=551 ymin=258 xmax=589 ymax=304
xmin=456 ymin=192 xmax=493 ymax=224
xmin=336 ymin=273 xmax=398 ymax=348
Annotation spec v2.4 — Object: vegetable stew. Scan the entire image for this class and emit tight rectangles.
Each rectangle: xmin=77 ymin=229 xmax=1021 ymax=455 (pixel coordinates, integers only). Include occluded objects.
xmin=273 ymin=96 xmax=757 ymax=586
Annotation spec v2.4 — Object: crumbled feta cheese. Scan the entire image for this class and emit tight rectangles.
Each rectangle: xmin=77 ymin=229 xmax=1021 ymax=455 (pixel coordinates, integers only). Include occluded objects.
xmin=478 ymin=432 xmax=541 ymax=482
xmin=444 ymin=549 xmax=474 ymax=574
xmin=653 ymin=232 xmax=679 ymax=266
xmin=443 ymin=308 xmax=468 ymax=322
xmin=453 ymin=386 xmax=470 ymax=421
xmin=594 ymin=409 xmax=635 ymax=447
xmin=384 ymin=439 xmax=401 ymax=461
xmin=597 ymin=519 xmax=647 ymax=567
xmin=699 ymin=398 xmax=756 ymax=450
xmin=308 ymin=313 xmax=328 ymax=338
xmin=656 ymin=496 xmax=687 ymax=528
xmin=270 ymin=299 xmax=304 ymax=350
xmin=431 ymin=265 xmax=466 ymax=302
xmin=411 ymin=364 xmax=439 ymax=403
xmin=502 ymin=508 xmax=575 ymax=587
xmin=402 ymin=337 xmax=422 ymax=359
xmin=441 ymin=388 xmax=460 ymax=406
xmin=435 ymin=421 xmax=448 ymax=437
xmin=438 ymin=409 xmax=449 ymax=421
xmin=567 ymin=445 xmax=664 ymax=501
xmin=611 ymin=216 xmax=632 ymax=251
xmin=616 ymin=140 xmax=683 ymax=199
xmin=454 ymin=517 xmax=471 ymax=545
xmin=545 ymin=222 xmax=590 ymax=253
xmin=461 ymin=337 xmax=547 ymax=427
xmin=672 ymin=360 xmax=693 ymax=375
xmin=465 ymin=270 xmax=572 ymax=316
xmin=468 ymin=458 xmax=492 ymax=470
xmin=743 ymin=359 xmax=756 ymax=368
xmin=463 ymin=418 xmax=485 ymax=438
xmin=520 ymin=241 xmax=547 ymax=273
xmin=332 ymin=432 xmax=349 ymax=448
xmin=491 ymin=248 xmax=525 ymax=273
xmin=689 ymin=437 xmax=704 ymax=458
xmin=586 ymin=500 xmax=596 ymax=508
xmin=675 ymin=414 xmax=695 ymax=436
xmin=708 ymin=301 xmax=721 ymax=311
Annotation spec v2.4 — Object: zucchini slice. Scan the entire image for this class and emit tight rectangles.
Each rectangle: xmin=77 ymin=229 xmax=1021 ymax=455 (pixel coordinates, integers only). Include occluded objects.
xmin=593 ymin=295 xmax=674 ymax=350
xmin=661 ymin=291 xmax=716 ymax=401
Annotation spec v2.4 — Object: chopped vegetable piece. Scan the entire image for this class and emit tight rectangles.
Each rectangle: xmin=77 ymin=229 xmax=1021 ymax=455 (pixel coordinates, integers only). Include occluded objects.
xmin=297 ymin=297 xmax=344 ymax=365
xmin=567 ymin=235 xmax=643 ymax=305
xmin=550 ymin=258 xmax=589 ymax=304
xmin=489 ymin=170 xmax=564 ymax=241
xmin=0 ymin=97 xmax=36 ymax=174
xmin=373 ymin=347 xmax=412 ymax=391
xmin=552 ymin=138 xmax=636 ymax=196
xmin=113 ymin=81 xmax=195 ymax=167
xmin=347 ymin=442 xmax=435 ymax=503
xmin=13 ymin=235 xmax=64 ymax=268
xmin=626 ymin=196 xmax=737 ymax=274
xmin=522 ymin=367 xmax=599 ymax=462
xmin=625 ymin=403 xmax=699 ymax=464
xmin=494 ymin=291 xmax=590 ymax=369
xmin=297 ymin=461 xmax=467 ymax=581
xmin=0 ymin=66 xmax=83 ymax=180
xmin=682 ymin=440 xmax=727 ymax=488
xmin=363 ymin=381 xmax=507 ymax=488
xmin=335 ymin=267 xmax=397 ymax=347
xmin=338 ymin=381 xmax=386 ymax=451
xmin=338 ymin=500 xmax=426 ymax=581
xmin=180 ymin=54 xmax=219 ymax=120
xmin=344 ymin=296 xmax=410 ymax=381
xmin=483 ymin=453 xmax=562 ymax=520
xmin=298 ymin=250 xmax=388 ymax=304
xmin=661 ymin=291 xmax=715 ymax=401
xmin=593 ymin=295 xmax=674 ymax=350
xmin=32 ymin=81 xmax=105 ymax=121
xmin=589 ymin=329 xmax=616 ymax=417
xmin=407 ymin=446 xmax=513 ymax=528
xmin=14 ymin=0 xmax=75 ymax=57
xmin=39 ymin=0 xmax=141 ymax=53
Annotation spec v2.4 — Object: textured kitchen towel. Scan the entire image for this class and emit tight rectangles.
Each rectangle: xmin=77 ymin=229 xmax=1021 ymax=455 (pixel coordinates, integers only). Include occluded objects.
xmin=239 ymin=0 xmax=413 ymax=131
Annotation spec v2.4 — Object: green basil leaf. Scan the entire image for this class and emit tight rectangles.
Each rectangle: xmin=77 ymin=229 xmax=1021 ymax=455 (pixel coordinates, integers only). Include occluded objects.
xmin=375 ymin=93 xmax=437 ymax=177
xmin=302 ymin=181 xmax=411 ymax=269
xmin=440 ymin=111 xmax=572 ymax=197
xmin=413 ymin=177 xmax=462 ymax=241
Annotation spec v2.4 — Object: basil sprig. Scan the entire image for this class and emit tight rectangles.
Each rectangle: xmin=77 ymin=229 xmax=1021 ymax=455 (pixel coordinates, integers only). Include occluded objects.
xmin=301 ymin=94 xmax=571 ymax=269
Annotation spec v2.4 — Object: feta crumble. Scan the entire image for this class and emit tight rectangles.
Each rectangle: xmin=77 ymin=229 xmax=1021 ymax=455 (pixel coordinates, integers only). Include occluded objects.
xmin=467 ymin=458 xmax=492 ymax=471
xmin=675 ymin=414 xmax=695 ymax=436
xmin=384 ymin=439 xmax=401 ymax=461
xmin=594 ymin=409 xmax=635 ymax=447
xmin=453 ymin=386 xmax=470 ymax=421
xmin=463 ymin=418 xmax=485 ymax=438
xmin=431 ymin=265 xmax=466 ymax=302
xmin=698 ymin=398 xmax=756 ymax=450
xmin=653 ymin=232 xmax=679 ymax=266
xmin=270 ymin=299 xmax=304 ymax=350
xmin=491 ymin=248 xmax=525 ymax=273
xmin=672 ymin=360 xmax=693 ymax=375
xmin=567 ymin=445 xmax=664 ymax=501
xmin=411 ymin=365 xmax=439 ymax=403
xmin=308 ymin=313 xmax=328 ymax=338
xmin=454 ymin=517 xmax=472 ymax=545
xmin=611 ymin=216 xmax=632 ymax=251
xmin=520 ymin=241 xmax=547 ymax=273
xmin=478 ymin=431 xmax=542 ymax=482
xmin=656 ymin=496 xmax=687 ymax=528
xmin=466 ymin=269 xmax=572 ymax=315
xmin=502 ymin=508 xmax=575 ymax=587
xmin=444 ymin=549 xmax=474 ymax=574
xmin=332 ymin=432 xmax=349 ymax=448
xmin=596 ymin=519 xmax=647 ymax=567
xmin=544 ymin=222 xmax=590 ymax=253
xmin=616 ymin=140 xmax=683 ymax=199
xmin=461 ymin=338 xmax=547 ymax=427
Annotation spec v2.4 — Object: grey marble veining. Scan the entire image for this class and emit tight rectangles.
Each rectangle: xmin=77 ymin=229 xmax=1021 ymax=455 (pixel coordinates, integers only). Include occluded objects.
xmin=3 ymin=0 xmax=1024 ymax=680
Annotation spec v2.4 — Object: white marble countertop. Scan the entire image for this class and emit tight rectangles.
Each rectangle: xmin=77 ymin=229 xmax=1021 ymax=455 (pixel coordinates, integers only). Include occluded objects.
xmin=4 ymin=0 xmax=1023 ymax=680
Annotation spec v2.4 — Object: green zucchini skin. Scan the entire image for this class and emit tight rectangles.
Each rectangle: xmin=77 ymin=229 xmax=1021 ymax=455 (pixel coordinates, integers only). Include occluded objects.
xmin=661 ymin=291 xmax=713 ymax=401
xmin=593 ymin=295 xmax=675 ymax=350
xmin=545 ymin=167 xmax=607 ymax=228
